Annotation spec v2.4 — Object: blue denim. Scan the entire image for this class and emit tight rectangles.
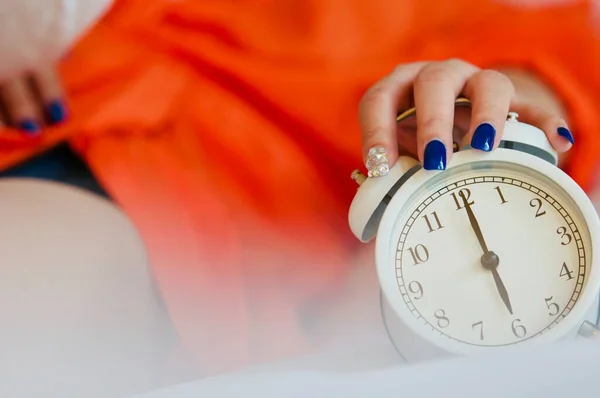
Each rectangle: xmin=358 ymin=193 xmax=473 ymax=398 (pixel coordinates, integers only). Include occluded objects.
xmin=0 ymin=144 xmax=110 ymax=199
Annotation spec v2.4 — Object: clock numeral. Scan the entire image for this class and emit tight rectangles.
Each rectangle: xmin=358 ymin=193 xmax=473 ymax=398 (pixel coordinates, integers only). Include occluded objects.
xmin=556 ymin=227 xmax=573 ymax=246
xmin=511 ymin=318 xmax=527 ymax=338
xmin=472 ymin=320 xmax=484 ymax=341
xmin=408 ymin=281 xmax=424 ymax=300
xmin=422 ymin=211 xmax=444 ymax=233
xmin=451 ymin=188 xmax=474 ymax=210
xmin=559 ymin=262 xmax=574 ymax=281
xmin=434 ymin=309 xmax=450 ymax=329
xmin=529 ymin=198 xmax=547 ymax=218
xmin=407 ymin=244 xmax=430 ymax=265
xmin=544 ymin=296 xmax=560 ymax=316
xmin=494 ymin=186 xmax=508 ymax=204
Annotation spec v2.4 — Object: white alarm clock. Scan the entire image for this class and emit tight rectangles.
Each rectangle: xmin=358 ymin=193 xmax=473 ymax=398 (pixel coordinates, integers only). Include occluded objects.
xmin=348 ymin=102 xmax=600 ymax=363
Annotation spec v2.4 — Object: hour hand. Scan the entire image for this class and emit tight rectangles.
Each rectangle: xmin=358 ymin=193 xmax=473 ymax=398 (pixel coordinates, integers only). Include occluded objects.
xmin=491 ymin=268 xmax=513 ymax=315
xmin=482 ymin=251 xmax=513 ymax=315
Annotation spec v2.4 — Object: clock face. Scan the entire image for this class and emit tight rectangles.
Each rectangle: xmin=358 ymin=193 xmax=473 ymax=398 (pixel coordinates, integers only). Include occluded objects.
xmin=392 ymin=160 xmax=593 ymax=348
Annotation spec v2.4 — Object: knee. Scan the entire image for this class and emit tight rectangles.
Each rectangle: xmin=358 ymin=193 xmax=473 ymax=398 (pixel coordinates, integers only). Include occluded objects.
xmin=0 ymin=179 xmax=173 ymax=396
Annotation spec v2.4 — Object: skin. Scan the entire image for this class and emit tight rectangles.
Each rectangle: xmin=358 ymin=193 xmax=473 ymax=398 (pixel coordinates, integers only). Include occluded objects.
xmin=358 ymin=59 xmax=573 ymax=171
xmin=1 ymin=59 xmax=571 ymax=162
xmin=0 ymin=66 xmax=65 ymax=131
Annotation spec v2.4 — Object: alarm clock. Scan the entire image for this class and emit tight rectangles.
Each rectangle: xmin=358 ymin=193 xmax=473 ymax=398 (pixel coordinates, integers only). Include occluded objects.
xmin=348 ymin=100 xmax=600 ymax=363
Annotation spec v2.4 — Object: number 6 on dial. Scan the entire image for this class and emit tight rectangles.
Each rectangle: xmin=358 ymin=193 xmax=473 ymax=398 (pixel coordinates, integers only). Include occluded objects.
xmin=349 ymin=112 xmax=600 ymax=362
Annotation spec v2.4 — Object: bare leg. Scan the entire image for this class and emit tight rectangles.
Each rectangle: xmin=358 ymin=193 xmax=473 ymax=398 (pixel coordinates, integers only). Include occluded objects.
xmin=0 ymin=179 xmax=178 ymax=397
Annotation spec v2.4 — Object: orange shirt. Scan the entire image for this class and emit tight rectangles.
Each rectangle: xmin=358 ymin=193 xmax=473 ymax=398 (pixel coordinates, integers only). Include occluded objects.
xmin=1 ymin=0 xmax=598 ymax=375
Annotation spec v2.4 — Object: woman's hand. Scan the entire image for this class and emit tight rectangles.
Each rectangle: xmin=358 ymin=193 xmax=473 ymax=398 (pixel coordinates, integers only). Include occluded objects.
xmin=0 ymin=66 xmax=67 ymax=134
xmin=358 ymin=59 xmax=575 ymax=177
xmin=0 ymin=0 xmax=115 ymax=134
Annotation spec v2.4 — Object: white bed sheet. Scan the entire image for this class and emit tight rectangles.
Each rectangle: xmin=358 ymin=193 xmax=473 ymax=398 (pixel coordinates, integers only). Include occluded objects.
xmin=131 ymin=187 xmax=600 ymax=397
xmin=132 ymin=336 xmax=600 ymax=398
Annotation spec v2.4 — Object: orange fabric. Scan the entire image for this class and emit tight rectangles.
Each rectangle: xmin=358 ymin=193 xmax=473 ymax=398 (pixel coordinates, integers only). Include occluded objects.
xmin=1 ymin=0 xmax=599 ymax=374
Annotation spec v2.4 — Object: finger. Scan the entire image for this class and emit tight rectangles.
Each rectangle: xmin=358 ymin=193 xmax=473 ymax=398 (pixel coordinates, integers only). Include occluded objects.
xmin=462 ymin=70 xmax=515 ymax=152
xmin=397 ymin=124 xmax=466 ymax=159
xmin=0 ymin=100 xmax=6 ymax=128
xmin=397 ymin=106 xmax=470 ymax=158
xmin=509 ymin=103 xmax=574 ymax=153
xmin=397 ymin=123 xmax=418 ymax=156
xmin=33 ymin=67 xmax=69 ymax=125
xmin=358 ymin=61 xmax=428 ymax=177
xmin=0 ymin=76 xmax=42 ymax=134
xmin=452 ymin=105 xmax=472 ymax=141
xmin=413 ymin=59 xmax=479 ymax=170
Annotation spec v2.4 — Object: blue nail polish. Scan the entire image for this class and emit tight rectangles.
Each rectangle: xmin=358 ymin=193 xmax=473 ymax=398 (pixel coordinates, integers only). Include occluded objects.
xmin=47 ymin=99 xmax=68 ymax=124
xmin=471 ymin=123 xmax=496 ymax=152
xmin=18 ymin=119 xmax=41 ymax=134
xmin=423 ymin=139 xmax=447 ymax=170
xmin=557 ymin=127 xmax=574 ymax=144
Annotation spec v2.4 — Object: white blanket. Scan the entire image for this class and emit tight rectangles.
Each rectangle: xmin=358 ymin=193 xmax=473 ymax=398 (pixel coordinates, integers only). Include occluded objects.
xmin=132 ymin=337 xmax=600 ymax=398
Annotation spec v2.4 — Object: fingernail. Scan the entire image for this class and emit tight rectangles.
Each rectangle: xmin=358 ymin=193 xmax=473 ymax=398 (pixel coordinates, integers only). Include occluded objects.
xmin=423 ymin=139 xmax=447 ymax=170
xmin=471 ymin=123 xmax=496 ymax=152
xmin=366 ymin=146 xmax=390 ymax=178
xmin=47 ymin=99 xmax=68 ymax=124
xmin=557 ymin=126 xmax=574 ymax=144
xmin=18 ymin=119 xmax=41 ymax=135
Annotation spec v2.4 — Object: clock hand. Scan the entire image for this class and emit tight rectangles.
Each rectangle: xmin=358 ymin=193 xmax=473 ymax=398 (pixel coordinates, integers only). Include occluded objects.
xmin=491 ymin=269 xmax=513 ymax=315
xmin=459 ymin=190 xmax=489 ymax=254
xmin=459 ymin=190 xmax=513 ymax=315
xmin=482 ymin=253 xmax=514 ymax=315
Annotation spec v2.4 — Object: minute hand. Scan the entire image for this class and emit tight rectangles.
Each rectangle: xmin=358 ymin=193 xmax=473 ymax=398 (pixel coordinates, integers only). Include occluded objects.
xmin=459 ymin=190 xmax=489 ymax=254
xmin=459 ymin=190 xmax=514 ymax=315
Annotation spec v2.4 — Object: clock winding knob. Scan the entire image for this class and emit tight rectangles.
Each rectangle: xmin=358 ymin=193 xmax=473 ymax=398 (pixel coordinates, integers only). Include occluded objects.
xmin=348 ymin=156 xmax=421 ymax=242
xmin=506 ymin=112 xmax=519 ymax=121
xmin=351 ymin=169 xmax=367 ymax=186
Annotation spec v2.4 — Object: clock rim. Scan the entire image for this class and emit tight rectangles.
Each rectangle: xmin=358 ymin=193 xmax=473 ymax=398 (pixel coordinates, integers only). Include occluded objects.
xmin=375 ymin=148 xmax=600 ymax=357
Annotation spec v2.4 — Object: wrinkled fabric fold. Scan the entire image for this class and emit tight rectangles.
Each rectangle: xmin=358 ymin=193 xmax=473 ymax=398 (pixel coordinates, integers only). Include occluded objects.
xmin=0 ymin=0 xmax=598 ymax=376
